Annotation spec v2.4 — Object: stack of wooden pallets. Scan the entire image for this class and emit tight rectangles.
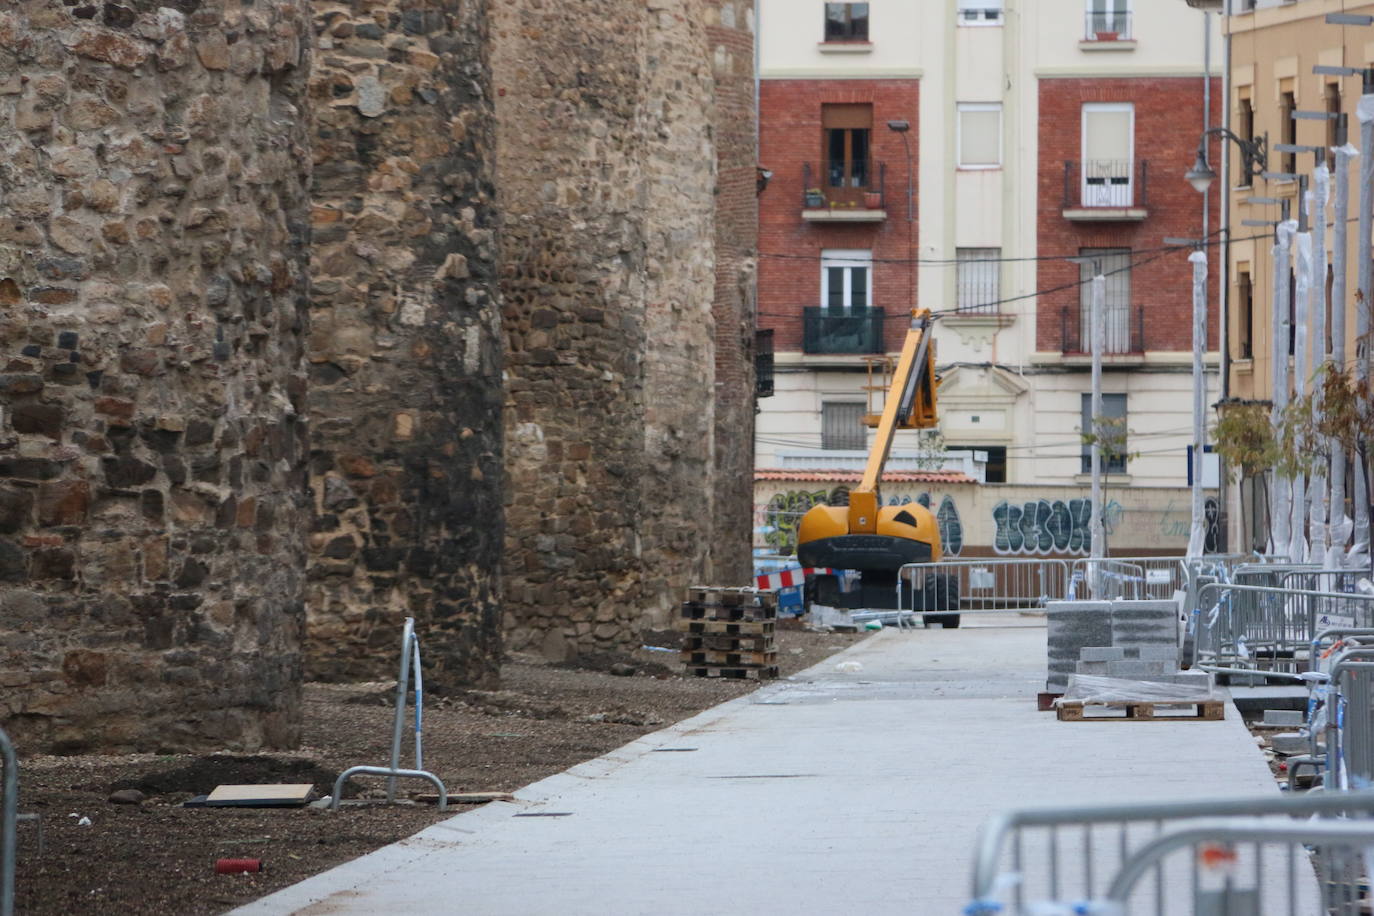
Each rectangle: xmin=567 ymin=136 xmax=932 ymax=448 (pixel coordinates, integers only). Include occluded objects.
xmin=677 ymin=587 xmax=779 ymax=680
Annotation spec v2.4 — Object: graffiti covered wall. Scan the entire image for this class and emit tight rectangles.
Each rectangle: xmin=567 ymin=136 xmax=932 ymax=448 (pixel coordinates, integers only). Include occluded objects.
xmin=754 ymin=481 xmax=1217 ymax=558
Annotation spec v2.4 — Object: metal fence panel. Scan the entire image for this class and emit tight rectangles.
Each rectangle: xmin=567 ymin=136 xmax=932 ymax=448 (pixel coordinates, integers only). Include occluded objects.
xmin=897 ymin=558 xmax=1071 ymax=615
xmin=968 ymin=791 xmax=1374 ymax=915
xmin=1192 ymin=583 xmax=1374 ymax=678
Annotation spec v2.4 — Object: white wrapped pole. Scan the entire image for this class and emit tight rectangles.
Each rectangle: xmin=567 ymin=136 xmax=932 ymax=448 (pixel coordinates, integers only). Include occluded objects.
xmin=1291 ymin=229 xmax=1311 ymax=563
xmin=1188 ymin=249 xmax=1208 ymax=559
xmin=1354 ymin=93 xmax=1374 ymax=560
xmin=1090 ymin=272 xmax=1106 ymax=571
xmin=1309 ymin=166 xmax=1330 ymax=566
xmin=1271 ymin=220 xmax=1297 ymax=557
xmin=1330 ymin=143 xmax=1358 ymax=566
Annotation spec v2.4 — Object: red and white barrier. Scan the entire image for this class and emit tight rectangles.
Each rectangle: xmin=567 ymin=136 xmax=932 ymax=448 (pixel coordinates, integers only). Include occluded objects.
xmin=754 ymin=567 xmax=832 ymax=591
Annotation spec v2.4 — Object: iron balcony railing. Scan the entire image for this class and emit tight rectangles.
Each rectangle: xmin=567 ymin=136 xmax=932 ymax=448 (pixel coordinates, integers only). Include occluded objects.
xmin=1059 ymin=303 xmax=1144 ymax=355
xmin=1083 ymin=9 xmax=1132 ymax=41
xmin=802 ymin=306 xmax=885 ymax=355
xmin=754 ymin=328 xmax=774 ymax=398
xmin=801 ymin=161 xmax=887 ymax=210
xmin=1061 ymin=159 xmax=1149 ymax=209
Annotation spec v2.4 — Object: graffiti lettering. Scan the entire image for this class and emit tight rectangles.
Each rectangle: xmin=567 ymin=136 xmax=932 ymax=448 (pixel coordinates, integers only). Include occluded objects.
xmin=992 ymin=498 xmax=1121 ymax=556
xmin=884 ymin=492 xmax=963 ymax=556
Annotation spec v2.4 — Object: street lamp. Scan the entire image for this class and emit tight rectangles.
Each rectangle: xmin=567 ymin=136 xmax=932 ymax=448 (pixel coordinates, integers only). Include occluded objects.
xmin=886 ymin=119 xmax=912 ymax=222
xmin=1185 ymin=126 xmax=1268 ymax=194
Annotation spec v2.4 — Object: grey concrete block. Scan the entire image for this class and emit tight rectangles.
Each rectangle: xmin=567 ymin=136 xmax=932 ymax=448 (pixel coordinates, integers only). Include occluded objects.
xmin=1262 ymin=709 xmax=1305 ymax=728
xmin=1110 ymin=600 xmax=1180 ymax=649
xmin=1270 ymin=732 xmax=1310 ymax=755
xmin=1137 ymin=646 xmax=1180 ymax=661
xmin=1122 ymin=647 xmax=1140 ymax=659
xmin=1046 ymin=602 xmax=1113 ymax=691
xmin=1075 ymin=661 xmax=1109 ymax=676
xmin=1107 ymin=659 xmax=1174 ymax=677
xmin=1079 ymin=647 xmax=1126 ymax=662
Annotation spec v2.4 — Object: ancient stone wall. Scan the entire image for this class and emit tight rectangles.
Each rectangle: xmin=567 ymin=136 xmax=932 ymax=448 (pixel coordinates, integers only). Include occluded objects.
xmin=303 ymin=0 xmax=503 ymax=688
xmin=0 ymin=0 xmax=313 ymax=752
xmin=706 ymin=0 xmax=758 ymax=588
xmin=495 ymin=0 xmax=757 ymax=659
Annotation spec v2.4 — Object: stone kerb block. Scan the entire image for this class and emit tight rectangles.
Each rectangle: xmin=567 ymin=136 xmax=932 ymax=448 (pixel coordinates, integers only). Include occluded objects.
xmin=1080 ymin=646 xmax=1126 ymax=662
xmin=1047 ymin=598 xmax=1184 ymax=691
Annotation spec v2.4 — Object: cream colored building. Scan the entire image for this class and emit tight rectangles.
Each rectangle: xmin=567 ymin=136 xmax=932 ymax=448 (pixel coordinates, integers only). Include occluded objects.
xmin=1222 ymin=0 xmax=1374 ymax=550
xmin=756 ymin=1 xmax=1223 ymax=509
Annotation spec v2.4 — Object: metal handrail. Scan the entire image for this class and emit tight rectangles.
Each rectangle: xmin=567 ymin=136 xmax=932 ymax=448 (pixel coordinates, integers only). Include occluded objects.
xmin=331 ymin=618 xmax=448 ymax=811
xmin=970 ymin=790 xmax=1374 ymax=905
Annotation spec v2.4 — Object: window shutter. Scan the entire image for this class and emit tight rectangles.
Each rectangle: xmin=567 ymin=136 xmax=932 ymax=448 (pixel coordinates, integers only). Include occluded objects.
xmin=959 ymin=107 xmax=1000 ymax=166
xmin=1084 ymin=108 xmax=1131 ymax=164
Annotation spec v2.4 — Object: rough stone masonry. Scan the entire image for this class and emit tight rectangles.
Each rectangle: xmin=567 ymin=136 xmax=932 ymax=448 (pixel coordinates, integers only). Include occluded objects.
xmin=303 ymin=0 xmax=503 ymax=688
xmin=0 ymin=0 xmax=313 ymax=752
xmin=0 ymin=0 xmax=756 ymax=752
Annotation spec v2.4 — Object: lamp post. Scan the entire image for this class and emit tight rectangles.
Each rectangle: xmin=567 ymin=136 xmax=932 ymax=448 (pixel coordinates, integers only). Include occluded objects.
xmin=887 ymin=119 xmax=915 ymax=309
xmin=1183 ymin=127 xmax=1269 ymax=557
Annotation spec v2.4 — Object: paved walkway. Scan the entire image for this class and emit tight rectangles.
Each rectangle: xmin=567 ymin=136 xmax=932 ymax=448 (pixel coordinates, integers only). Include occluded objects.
xmin=239 ymin=616 xmax=1283 ymax=915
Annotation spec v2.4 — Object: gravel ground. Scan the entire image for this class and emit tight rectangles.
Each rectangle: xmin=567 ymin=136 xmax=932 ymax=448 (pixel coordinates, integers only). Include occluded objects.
xmin=12 ymin=625 xmax=864 ymax=915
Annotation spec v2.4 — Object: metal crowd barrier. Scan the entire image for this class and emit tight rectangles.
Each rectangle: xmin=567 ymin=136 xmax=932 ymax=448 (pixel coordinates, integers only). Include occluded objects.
xmin=897 ymin=558 xmax=1070 ymax=616
xmin=1071 ymin=556 xmax=1189 ymax=601
xmin=967 ymin=790 xmax=1374 ymax=915
xmin=1327 ymin=654 xmax=1374 ymax=792
xmin=1 ymin=727 xmax=13 ymax=916
xmin=1101 ymin=819 xmax=1374 ymax=915
xmin=1192 ymin=583 xmax=1374 ymax=679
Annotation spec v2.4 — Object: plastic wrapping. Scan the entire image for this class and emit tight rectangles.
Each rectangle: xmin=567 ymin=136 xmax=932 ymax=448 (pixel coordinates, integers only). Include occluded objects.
xmin=1059 ymin=674 xmax=1216 ymax=704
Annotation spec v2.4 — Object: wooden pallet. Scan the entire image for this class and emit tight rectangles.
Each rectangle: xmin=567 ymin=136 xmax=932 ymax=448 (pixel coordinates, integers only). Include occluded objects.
xmin=681 ymin=648 xmax=778 ymax=667
xmin=1056 ymin=699 xmax=1224 ymax=722
xmin=682 ymin=634 xmax=774 ymax=653
xmin=676 ymin=619 xmax=775 ymax=636
xmin=688 ymin=586 xmax=778 ymax=609
xmin=684 ymin=664 xmax=779 ymax=680
xmin=678 ymin=602 xmax=777 ymax=623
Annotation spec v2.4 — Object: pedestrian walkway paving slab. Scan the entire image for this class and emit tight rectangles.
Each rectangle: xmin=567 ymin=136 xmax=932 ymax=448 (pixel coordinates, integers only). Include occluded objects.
xmin=237 ymin=618 xmax=1282 ymax=916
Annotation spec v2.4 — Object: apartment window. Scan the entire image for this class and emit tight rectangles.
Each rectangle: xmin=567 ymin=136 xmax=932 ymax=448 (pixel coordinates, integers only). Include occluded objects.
xmin=822 ymin=402 xmax=867 ymax=450
xmin=821 ymin=249 xmax=871 ymax=311
xmin=956 ymin=248 xmax=1000 ymax=314
xmin=957 ymin=0 xmax=1003 ymax=26
xmin=1326 ymin=83 xmax=1342 ymax=168
xmin=1081 ymin=393 xmax=1128 ymax=474
xmin=1280 ymin=88 xmax=1296 ymax=174
xmin=1237 ymin=91 xmax=1254 ymax=186
xmin=1081 ymin=103 xmax=1133 ymax=206
xmin=822 ymin=103 xmax=872 ymax=189
xmin=824 ymin=3 xmax=869 ymax=41
xmin=1078 ymin=248 xmax=1132 ymax=353
xmin=958 ymin=103 xmax=1002 ymax=169
xmin=1085 ymin=0 xmax=1130 ymax=40
xmin=1236 ymin=267 xmax=1253 ymax=360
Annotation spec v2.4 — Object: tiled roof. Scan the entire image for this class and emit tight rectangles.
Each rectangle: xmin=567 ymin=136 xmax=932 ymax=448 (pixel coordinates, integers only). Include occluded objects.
xmin=754 ymin=469 xmax=975 ymax=484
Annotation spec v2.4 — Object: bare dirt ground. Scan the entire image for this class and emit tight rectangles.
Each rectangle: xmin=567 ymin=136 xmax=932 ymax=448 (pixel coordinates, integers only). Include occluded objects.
xmin=12 ymin=625 xmax=864 ymax=915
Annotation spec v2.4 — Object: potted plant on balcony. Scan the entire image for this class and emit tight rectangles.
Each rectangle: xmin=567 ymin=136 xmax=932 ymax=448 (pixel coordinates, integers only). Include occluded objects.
xmin=864 ymin=191 xmax=882 ymax=209
xmin=1094 ymin=29 xmax=1119 ymax=41
xmin=804 ymin=188 xmax=824 ymax=208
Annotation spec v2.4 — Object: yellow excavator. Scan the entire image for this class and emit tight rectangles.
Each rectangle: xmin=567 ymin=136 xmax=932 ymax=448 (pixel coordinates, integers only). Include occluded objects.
xmin=796 ymin=308 xmax=960 ymax=627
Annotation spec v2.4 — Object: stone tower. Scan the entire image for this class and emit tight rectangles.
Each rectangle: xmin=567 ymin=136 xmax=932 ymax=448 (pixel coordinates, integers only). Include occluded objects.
xmin=0 ymin=1 xmax=313 ymax=752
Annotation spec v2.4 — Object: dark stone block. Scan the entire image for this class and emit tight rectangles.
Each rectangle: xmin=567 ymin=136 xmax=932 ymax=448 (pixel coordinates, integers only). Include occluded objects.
xmin=102 ymin=457 xmax=157 ymax=488
xmin=0 ymin=458 xmax=65 ymax=480
xmin=0 ymin=539 xmax=27 ymax=581
xmin=32 ymin=548 xmax=75 ymax=580
xmin=184 ymin=419 xmax=214 ymax=447
xmin=0 ymin=488 xmax=33 ymax=533
xmin=57 ymin=331 xmax=79 ymax=349
xmin=323 ymin=535 xmax=355 ymax=559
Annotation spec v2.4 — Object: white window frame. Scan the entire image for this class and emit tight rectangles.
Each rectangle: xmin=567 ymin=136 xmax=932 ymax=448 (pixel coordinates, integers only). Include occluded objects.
xmin=820 ymin=249 xmax=873 ymax=312
xmin=1080 ymin=102 xmax=1134 ymax=207
xmin=957 ymin=103 xmax=1002 ymax=170
xmin=1085 ymin=0 xmax=1131 ymax=39
xmin=957 ymin=0 xmax=1003 ymax=27
xmin=956 ymin=248 xmax=1001 ymax=314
